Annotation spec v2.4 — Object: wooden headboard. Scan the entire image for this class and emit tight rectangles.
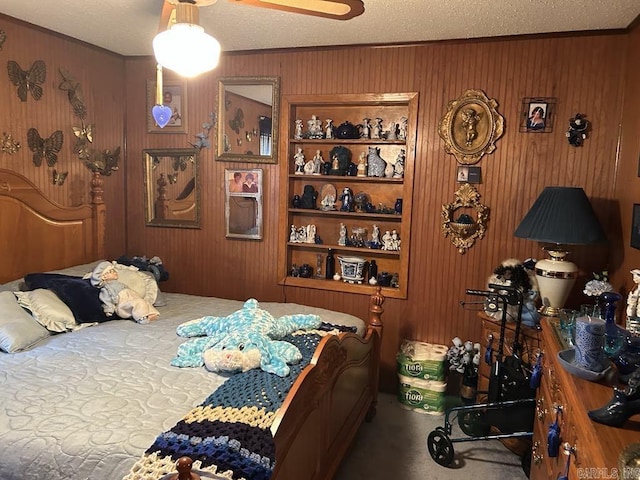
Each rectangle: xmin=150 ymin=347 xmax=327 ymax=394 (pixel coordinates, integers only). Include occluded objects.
xmin=0 ymin=169 xmax=106 ymax=283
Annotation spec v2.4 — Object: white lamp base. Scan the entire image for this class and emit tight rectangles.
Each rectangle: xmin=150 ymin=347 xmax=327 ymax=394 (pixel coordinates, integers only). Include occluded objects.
xmin=535 ymin=250 xmax=578 ymax=317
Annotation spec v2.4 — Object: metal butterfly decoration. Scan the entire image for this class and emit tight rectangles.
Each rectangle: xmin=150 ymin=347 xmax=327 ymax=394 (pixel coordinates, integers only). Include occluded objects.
xmin=83 ymin=146 xmax=120 ymax=176
xmin=59 ymin=68 xmax=87 ymax=120
xmin=167 ymin=172 xmax=179 ymax=184
xmin=228 ymin=108 xmax=244 ymax=134
xmin=172 ymin=155 xmax=191 ymax=172
xmin=7 ymin=60 xmax=47 ymax=102
xmin=52 ymin=169 xmax=69 ymax=186
xmin=0 ymin=30 xmax=7 ymax=50
xmin=189 ymin=112 xmax=216 ymax=151
xmin=27 ymin=128 xmax=64 ymax=167
xmin=72 ymin=122 xmax=94 ymax=159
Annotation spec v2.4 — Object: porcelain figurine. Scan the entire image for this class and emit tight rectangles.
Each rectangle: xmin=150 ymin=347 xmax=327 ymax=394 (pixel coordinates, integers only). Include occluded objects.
xmin=307 ymin=115 xmax=323 ymax=139
xmin=324 ymin=119 xmax=334 ymax=139
xmin=360 ymin=118 xmax=371 ymax=139
xmin=393 ymin=149 xmax=405 ymax=178
xmin=372 ymin=117 xmax=384 ymax=139
xmin=357 ymin=152 xmax=367 ymax=177
xmin=294 ymin=119 xmax=304 ymax=140
xmin=366 ymin=146 xmax=386 ymax=178
xmin=293 ymin=147 xmax=305 ymax=174
xmin=398 ymin=116 xmax=408 ymax=141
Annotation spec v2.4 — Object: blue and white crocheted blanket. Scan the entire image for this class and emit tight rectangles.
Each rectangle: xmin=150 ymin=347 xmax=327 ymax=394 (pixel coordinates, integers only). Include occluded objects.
xmin=124 ymin=328 xmax=345 ymax=480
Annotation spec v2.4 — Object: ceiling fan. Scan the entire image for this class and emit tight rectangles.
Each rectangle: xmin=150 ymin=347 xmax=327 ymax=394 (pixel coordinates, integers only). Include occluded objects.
xmin=158 ymin=0 xmax=365 ymax=31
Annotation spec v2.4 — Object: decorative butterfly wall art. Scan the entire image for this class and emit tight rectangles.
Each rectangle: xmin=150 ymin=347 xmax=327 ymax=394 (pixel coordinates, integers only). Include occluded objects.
xmin=7 ymin=60 xmax=46 ymax=102
xmin=27 ymin=128 xmax=64 ymax=167
xmin=52 ymin=169 xmax=69 ymax=186
xmin=0 ymin=30 xmax=7 ymax=50
xmin=167 ymin=172 xmax=179 ymax=184
xmin=72 ymin=122 xmax=94 ymax=159
xmin=59 ymin=68 xmax=87 ymax=120
xmin=228 ymin=108 xmax=244 ymax=134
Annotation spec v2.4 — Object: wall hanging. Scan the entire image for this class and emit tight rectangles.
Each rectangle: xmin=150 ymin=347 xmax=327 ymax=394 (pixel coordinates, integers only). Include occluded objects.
xmin=7 ymin=60 xmax=46 ymax=102
xmin=441 ymin=183 xmax=489 ymax=254
xmin=519 ymin=97 xmax=556 ymax=133
xmin=438 ymin=89 xmax=504 ymax=165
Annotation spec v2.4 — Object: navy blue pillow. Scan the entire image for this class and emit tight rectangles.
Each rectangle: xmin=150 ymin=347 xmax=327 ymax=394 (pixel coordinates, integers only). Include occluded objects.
xmin=23 ymin=273 xmax=115 ymax=323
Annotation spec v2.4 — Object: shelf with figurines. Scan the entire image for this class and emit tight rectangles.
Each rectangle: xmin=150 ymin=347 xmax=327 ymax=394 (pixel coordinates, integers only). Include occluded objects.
xmin=278 ymin=92 xmax=418 ymax=299
xmin=290 ymin=144 xmax=406 ymax=179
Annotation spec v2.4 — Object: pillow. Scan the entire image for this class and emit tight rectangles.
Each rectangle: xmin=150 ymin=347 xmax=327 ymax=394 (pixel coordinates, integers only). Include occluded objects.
xmin=14 ymin=289 xmax=77 ymax=332
xmin=111 ymin=264 xmax=158 ymax=305
xmin=23 ymin=273 xmax=113 ymax=323
xmin=0 ymin=291 xmax=50 ymax=352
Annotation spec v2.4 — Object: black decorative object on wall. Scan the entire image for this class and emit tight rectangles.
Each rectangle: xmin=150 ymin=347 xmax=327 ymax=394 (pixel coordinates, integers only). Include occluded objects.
xmin=566 ymin=113 xmax=590 ymax=147
xmin=631 ymin=204 xmax=640 ymax=250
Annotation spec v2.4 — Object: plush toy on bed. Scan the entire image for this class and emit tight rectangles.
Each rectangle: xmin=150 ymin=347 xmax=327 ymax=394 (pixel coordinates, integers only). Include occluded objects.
xmin=171 ymin=298 xmax=322 ymax=377
xmin=89 ymin=261 xmax=160 ymax=324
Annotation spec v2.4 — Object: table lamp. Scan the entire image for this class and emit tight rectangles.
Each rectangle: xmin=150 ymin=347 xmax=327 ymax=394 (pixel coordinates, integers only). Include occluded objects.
xmin=514 ymin=186 xmax=607 ymax=316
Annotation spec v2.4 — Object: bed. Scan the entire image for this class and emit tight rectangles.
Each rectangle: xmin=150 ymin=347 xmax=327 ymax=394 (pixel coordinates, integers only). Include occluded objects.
xmin=0 ymin=169 xmax=384 ymax=480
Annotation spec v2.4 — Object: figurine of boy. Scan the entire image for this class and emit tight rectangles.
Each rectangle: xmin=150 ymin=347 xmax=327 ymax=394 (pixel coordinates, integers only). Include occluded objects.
xmin=90 ymin=261 xmax=159 ymax=324
xmin=294 ymin=147 xmax=305 ymax=174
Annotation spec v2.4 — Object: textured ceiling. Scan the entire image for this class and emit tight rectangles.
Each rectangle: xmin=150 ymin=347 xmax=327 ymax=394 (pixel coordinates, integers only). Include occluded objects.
xmin=1 ymin=0 xmax=639 ymax=56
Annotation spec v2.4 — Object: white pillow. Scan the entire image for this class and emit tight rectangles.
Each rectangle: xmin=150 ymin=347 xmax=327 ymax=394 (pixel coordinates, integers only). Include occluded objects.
xmin=0 ymin=291 xmax=50 ymax=352
xmin=14 ymin=289 xmax=77 ymax=332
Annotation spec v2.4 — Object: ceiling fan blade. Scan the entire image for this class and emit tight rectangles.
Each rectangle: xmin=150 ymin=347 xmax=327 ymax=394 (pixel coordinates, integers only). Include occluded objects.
xmin=229 ymin=0 xmax=364 ymax=20
xmin=158 ymin=0 xmax=176 ymax=33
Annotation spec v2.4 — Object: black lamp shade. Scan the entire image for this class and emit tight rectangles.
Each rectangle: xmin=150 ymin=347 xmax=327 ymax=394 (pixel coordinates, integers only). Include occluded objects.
xmin=514 ymin=187 xmax=607 ymax=245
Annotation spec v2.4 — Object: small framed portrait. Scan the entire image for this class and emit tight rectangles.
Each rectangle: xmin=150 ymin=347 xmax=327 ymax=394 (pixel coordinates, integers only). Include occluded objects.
xmin=520 ymin=97 xmax=556 ymax=133
xmin=632 ymin=204 xmax=640 ymax=249
xmin=225 ymin=169 xmax=263 ymax=240
xmin=456 ymin=166 xmax=469 ymax=182
xmin=146 ymin=78 xmax=188 ymax=134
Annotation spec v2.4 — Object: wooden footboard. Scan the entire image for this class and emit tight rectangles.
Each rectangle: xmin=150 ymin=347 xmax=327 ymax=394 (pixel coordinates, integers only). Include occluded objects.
xmin=270 ymin=288 xmax=384 ymax=480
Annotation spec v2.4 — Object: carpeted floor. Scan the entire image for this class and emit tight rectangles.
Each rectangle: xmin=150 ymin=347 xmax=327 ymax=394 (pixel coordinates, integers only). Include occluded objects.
xmin=334 ymin=392 xmax=529 ymax=479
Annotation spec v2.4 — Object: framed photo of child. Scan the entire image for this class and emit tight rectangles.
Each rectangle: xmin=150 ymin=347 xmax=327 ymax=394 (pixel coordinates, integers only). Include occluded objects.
xmin=146 ymin=79 xmax=188 ymax=134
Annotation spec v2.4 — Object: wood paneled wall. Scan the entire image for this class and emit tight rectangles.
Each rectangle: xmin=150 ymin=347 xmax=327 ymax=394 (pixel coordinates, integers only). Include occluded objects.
xmin=2 ymin=11 xmax=639 ymax=390
xmin=124 ymin=35 xmax=633 ymax=389
xmin=0 ymin=15 xmax=127 ymax=258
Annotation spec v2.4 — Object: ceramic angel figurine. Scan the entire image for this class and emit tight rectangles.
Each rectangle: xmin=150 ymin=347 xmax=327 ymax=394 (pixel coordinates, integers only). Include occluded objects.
xmin=90 ymin=261 xmax=159 ymax=324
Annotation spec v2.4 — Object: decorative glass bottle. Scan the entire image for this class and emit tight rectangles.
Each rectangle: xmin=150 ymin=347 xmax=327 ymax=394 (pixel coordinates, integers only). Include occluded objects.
xmin=325 ymin=248 xmax=335 ymax=280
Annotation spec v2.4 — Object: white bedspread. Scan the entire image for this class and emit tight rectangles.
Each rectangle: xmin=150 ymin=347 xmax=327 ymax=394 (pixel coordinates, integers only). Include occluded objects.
xmin=0 ymin=276 xmax=365 ymax=480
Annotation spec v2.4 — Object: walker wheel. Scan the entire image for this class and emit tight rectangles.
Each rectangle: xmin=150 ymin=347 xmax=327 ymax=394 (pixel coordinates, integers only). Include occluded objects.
xmin=427 ymin=428 xmax=454 ymax=466
xmin=458 ymin=410 xmax=490 ymax=437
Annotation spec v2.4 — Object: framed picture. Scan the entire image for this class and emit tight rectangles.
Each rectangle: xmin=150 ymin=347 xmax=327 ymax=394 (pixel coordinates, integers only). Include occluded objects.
xmin=146 ymin=79 xmax=188 ymax=134
xmin=632 ymin=204 xmax=640 ymax=249
xmin=520 ymin=97 xmax=556 ymax=133
xmin=225 ymin=169 xmax=263 ymax=240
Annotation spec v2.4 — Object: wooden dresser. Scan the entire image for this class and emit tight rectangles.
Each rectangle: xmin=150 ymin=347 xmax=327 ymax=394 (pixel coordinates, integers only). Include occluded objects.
xmin=530 ymin=317 xmax=640 ymax=479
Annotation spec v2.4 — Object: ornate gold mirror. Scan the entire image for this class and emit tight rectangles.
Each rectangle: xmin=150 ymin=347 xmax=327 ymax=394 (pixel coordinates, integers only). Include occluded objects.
xmin=216 ymin=76 xmax=280 ymax=163
xmin=438 ymin=89 xmax=504 ymax=165
xmin=143 ymin=148 xmax=200 ymax=228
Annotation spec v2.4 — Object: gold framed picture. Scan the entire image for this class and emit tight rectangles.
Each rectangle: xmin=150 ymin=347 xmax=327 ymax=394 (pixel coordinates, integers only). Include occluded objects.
xmin=146 ymin=79 xmax=188 ymax=134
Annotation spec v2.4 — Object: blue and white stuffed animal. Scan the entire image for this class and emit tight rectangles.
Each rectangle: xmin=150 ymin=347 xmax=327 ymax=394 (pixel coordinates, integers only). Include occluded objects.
xmin=171 ymin=298 xmax=321 ymax=377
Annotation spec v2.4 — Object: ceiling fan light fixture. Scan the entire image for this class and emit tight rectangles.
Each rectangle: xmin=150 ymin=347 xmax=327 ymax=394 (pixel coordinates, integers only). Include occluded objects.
xmin=233 ymin=0 xmax=364 ymax=20
xmin=153 ymin=2 xmax=221 ymax=77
